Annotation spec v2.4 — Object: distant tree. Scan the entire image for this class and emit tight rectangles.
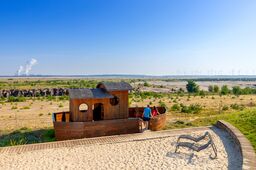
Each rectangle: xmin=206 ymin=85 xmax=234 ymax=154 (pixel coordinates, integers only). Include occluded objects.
xmin=221 ymin=85 xmax=230 ymax=95
xmin=143 ymin=81 xmax=150 ymax=87
xmin=242 ymin=87 xmax=253 ymax=95
xmin=232 ymin=86 xmax=242 ymax=96
xmin=208 ymin=85 xmax=214 ymax=92
xmin=178 ymin=88 xmax=184 ymax=92
xmin=177 ymin=88 xmax=185 ymax=96
xmin=213 ymin=85 xmax=220 ymax=93
xmin=199 ymin=90 xmax=206 ymax=96
xmin=186 ymin=80 xmax=199 ymax=93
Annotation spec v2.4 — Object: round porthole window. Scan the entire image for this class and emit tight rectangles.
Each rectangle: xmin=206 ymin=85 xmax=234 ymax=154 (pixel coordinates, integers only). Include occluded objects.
xmin=79 ymin=103 xmax=88 ymax=112
xmin=110 ymin=96 xmax=119 ymax=106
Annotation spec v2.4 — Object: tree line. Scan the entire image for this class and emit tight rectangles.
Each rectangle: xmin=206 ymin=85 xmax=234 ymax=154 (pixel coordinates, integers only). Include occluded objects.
xmin=186 ymin=80 xmax=256 ymax=95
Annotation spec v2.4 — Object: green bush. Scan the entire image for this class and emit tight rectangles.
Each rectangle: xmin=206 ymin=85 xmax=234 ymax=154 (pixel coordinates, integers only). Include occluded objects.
xmin=232 ymin=86 xmax=242 ymax=96
xmin=189 ymin=104 xmax=203 ymax=113
xmin=131 ymin=91 xmax=164 ymax=100
xmin=46 ymin=96 xmax=56 ymax=101
xmin=7 ymin=96 xmax=26 ymax=102
xmin=0 ymin=97 xmax=5 ymax=102
xmin=222 ymin=105 xmax=229 ymax=111
xmin=213 ymin=85 xmax=219 ymax=93
xmin=143 ymin=82 xmax=150 ymax=87
xmin=58 ymin=95 xmax=69 ymax=101
xmin=22 ymin=106 xmax=30 ymax=110
xmin=159 ymin=101 xmax=167 ymax=109
xmin=0 ymin=128 xmax=55 ymax=147
xmin=221 ymin=85 xmax=230 ymax=95
xmin=180 ymin=104 xmax=202 ymax=114
xmin=174 ymin=120 xmax=184 ymax=124
xmin=9 ymin=137 xmax=27 ymax=146
xmin=180 ymin=104 xmax=189 ymax=113
xmin=199 ymin=90 xmax=206 ymax=96
xmin=230 ymin=103 xmax=245 ymax=111
xmin=171 ymin=104 xmax=181 ymax=111
xmin=208 ymin=85 xmax=214 ymax=92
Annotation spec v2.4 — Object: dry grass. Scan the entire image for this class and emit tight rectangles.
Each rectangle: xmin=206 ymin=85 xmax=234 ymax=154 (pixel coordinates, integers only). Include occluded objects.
xmin=1 ymin=94 xmax=256 ymax=134
xmin=0 ymin=100 xmax=69 ymax=133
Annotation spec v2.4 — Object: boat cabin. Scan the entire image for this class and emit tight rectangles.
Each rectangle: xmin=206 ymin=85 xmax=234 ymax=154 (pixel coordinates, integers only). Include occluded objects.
xmin=53 ymin=82 xmax=166 ymax=140
xmin=69 ymin=82 xmax=131 ymax=122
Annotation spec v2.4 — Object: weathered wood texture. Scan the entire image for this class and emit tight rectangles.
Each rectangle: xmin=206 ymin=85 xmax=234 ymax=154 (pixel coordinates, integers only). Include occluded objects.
xmin=69 ymin=91 xmax=129 ymax=122
xmin=53 ymin=82 xmax=140 ymax=140
xmin=108 ymin=91 xmax=129 ymax=119
xmin=128 ymin=107 xmax=167 ymax=131
xmin=70 ymin=98 xmax=107 ymax=122
xmin=128 ymin=107 xmax=166 ymax=118
xmin=149 ymin=114 xmax=167 ymax=131
xmin=54 ymin=118 xmax=141 ymax=140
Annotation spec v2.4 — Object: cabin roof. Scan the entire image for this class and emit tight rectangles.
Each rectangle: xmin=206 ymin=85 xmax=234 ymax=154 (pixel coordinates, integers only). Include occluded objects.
xmin=69 ymin=88 xmax=113 ymax=99
xmin=97 ymin=82 xmax=133 ymax=91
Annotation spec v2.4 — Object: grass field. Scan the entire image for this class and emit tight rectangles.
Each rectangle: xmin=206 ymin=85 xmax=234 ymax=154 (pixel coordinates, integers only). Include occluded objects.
xmin=0 ymin=78 xmax=99 ymax=89
xmin=0 ymin=78 xmax=256 ymax=152
xmin=165 ymin=109 xmax=256 ymax=151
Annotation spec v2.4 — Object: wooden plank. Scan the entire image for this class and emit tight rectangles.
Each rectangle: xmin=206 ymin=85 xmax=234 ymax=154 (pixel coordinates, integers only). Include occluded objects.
xmin=54 ymin=119 xmax=141 ymax=140
xmin=149 ymin=114 xmax=166 ymax=131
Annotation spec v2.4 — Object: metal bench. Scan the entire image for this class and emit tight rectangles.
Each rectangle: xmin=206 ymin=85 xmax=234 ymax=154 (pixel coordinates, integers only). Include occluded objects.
xmin=175 ymin=131 xmax=218 ymax=159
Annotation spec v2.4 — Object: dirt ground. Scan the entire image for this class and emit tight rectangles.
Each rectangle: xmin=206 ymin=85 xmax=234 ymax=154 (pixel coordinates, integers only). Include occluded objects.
xmin=0 ymin=100 xmax=69 ymax=132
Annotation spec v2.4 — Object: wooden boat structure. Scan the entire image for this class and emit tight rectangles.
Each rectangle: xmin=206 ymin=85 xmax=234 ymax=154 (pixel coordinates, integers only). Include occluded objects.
xmin=52 ymin=82 xmax=166 ymax=141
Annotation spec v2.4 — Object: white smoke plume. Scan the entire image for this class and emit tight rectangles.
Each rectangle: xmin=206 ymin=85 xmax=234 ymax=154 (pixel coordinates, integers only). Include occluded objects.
xmin=25 ymin=58 xmax=38 ymax=75
xmin=16 ymin=58 xmax=38 ymax=76
xmin=17 ymin=66 xmax=24 ymax=76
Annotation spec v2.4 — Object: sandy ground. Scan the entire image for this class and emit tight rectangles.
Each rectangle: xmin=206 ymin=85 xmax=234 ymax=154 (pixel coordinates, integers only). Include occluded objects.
xmin=0 ymin=128 xmax=242 ymax=170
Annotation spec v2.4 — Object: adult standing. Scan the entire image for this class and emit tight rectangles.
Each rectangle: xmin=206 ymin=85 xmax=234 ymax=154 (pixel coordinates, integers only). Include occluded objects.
xmin=142 ymin=105 xmax=152 ymax=129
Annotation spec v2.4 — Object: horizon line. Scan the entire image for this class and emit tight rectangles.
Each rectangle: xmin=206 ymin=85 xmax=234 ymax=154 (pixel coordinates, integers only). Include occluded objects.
xmin=1 ymin=74 xmax=256 ymax=78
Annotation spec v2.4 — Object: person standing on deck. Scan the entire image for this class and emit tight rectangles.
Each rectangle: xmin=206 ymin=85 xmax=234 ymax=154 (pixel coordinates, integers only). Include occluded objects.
xmin=142 ymin=105 xmax=152 ymax=129
xmin=152 ymin=106 xmax=159 ymax=117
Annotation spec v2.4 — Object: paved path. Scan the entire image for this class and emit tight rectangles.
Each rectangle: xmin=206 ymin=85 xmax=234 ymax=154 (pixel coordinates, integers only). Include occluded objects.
xmin=0 ymin=126 xmax=210 ymax=154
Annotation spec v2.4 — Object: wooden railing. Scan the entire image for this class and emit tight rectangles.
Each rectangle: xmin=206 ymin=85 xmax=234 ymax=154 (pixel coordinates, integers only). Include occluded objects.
xmin=52 ymin=112 xmax=70 ymax=122
xmin=128 ymin=107 xmax=166 ymax=118
xmin=129 ymin=107 xmax=167 ymax=131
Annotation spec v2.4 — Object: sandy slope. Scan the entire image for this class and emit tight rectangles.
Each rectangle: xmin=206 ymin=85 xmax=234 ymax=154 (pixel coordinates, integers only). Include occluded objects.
xmin=0 ymin=128 xmax=242 ymax=170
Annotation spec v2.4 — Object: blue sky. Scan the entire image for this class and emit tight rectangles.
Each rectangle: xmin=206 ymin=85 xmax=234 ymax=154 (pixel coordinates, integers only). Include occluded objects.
xmin=0 ymin=0 xmax=256 ymax=76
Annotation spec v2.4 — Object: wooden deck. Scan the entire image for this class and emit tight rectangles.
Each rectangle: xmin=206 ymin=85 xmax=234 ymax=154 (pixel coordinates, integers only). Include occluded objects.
xmin=54 ymin=118 xmax=142 ymax=140
xmin=53 ymin=107 xmax=167 ymax=140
